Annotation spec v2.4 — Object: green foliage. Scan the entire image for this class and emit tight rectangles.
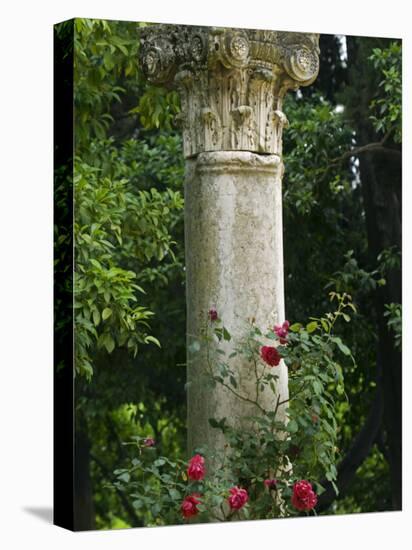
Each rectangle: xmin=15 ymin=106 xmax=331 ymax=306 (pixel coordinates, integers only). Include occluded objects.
xmin=132 ymin=86 xmax=181 ymax=130
xmin=73 ymin=153 xmax=182 ymax=379
xmin=71 ymin=18 xmax=185 ymax=380
xmin=369 ymin=42 xmax=402 ymax=142
xmin=73 ymin=17 xmax=181 ymax=149
xmin=326 ymin=250 xmax=386 ymax=295
xmin=54 ymin=163 xmax=73 ymax=364
xmin=282 ymin=293 xmax=356 ymax=491
xmin=113 ymin=441 xmax=188 ymax=526
xmin=377 ymin=245 xmax=401 ymax=274
xmin=283 ymin=94 xmax=354 ymax=217
xmin=330 ymin=445 xmax=391 ymax=514
xmin=73 ymin=18 xmax=139 ymax=147
xmin=384 ymin=303 xmax=402 ymax=350
xmin=282 ymin=93 xmax=363 ymax=329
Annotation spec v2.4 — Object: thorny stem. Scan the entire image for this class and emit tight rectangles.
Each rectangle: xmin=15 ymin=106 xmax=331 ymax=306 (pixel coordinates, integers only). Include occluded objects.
xmin=204 ymin=323 xmax=268 ymax=415
xmin=278 ymin=381 xmax=308 ymax=407
xmin=325 ymin=294 xmax=349 ymax=345
xmin=253 ymin=354 xmax=260 ymax=404
xmin=218 ymin=378 xmax=267 ymax=414
xmin=272 ymin=394 xmax=281 ymax=420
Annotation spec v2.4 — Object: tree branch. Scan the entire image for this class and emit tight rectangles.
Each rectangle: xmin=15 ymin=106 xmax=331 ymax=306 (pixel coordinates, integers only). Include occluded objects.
xmin=330 ymin=144 xmax=401 ymax=165
xmin=330 ymin=128 xmax=400 ymax=165
xmin=316 ymin=127 xmax=400 ymax=187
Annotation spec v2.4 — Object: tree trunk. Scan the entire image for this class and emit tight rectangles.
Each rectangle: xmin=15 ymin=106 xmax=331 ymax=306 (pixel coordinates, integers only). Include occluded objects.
xmin=74 ymin=428 xmax=96 ymax=530
xmin=346 ymin=36 xmax=402 ymax=510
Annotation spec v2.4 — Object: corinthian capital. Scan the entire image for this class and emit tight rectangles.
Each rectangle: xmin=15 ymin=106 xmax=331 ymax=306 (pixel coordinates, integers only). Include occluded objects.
xmin=139 ymin=24 xmax=319 ymax=158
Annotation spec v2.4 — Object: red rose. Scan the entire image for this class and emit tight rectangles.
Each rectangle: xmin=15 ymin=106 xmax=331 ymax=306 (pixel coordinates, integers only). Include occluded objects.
xmin=274 ymin=320 xmax=290 ymax=344
xmin=187 ymin=454 xmax=206 ymax=481
xmin=143 ymin=437 xmax=155 ymax=447
xmin=181 ymin=494 xmax=201 ymax=518
xmin=228 ymin=486 xmax=249 ymax=510
xmin=208 ymin=308 xmax=218 ymax=321
xmin=264 ymin=478 xmax=278 ymax=490
xmin=260 ymin=346 xmax=281 ymax=367
xmin=291 ymin=480 xmax=318 ymax=511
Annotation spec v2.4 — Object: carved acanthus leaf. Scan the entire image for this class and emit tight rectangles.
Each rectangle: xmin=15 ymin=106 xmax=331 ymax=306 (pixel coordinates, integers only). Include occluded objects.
xmin=139 ymin=24 xmax=319 ymax=157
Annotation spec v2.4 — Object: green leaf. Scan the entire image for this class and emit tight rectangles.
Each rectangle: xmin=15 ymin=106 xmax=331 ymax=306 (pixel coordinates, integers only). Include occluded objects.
xmin=337 ymin=383 xmax=344 ymax=395
xmin=313 ymin=380 xmax=323 ymax=395
xmin=287 ymin=419 xmax=298 ymax=433
xmin=321 ymin=319 xmax=330 ymax=332
xmin=145 ymin=335 xmax=161 ymax=347
xmin=208 ymin=417 xmax=226 ymax=430
xmin=102 ymin=307 xmax=112 ymax=320
xmin=168 ymin=488 xmax=180 ymax=501
xmin=151 ymin=503 xmax=161 ymax=516
xmin=92 ymin=309 xmax=101 ymax=326
xmin=223 ymin=327 xmax=231 ymax=341
xmin=90 ymin=258 xmax=101 ymax=269
xmin=104 ymin=334 xmax=115 ymax=353
xmin=103 ymin=52 xmax=114 ymax=70
xmin=117 ymin=472 xmax=130 ymax=483
xmin=289 ymin=323 xmax=302 ymax=333
xmin=211 ymin=494 xmax=224 ymax=507
xmin=331 ymin=480 xmax=339 ymax=495
xmin=333 ymin=337 xmax=351 ymax=356
xmin=315 ymin=483 xmax=326 ymax=496
xmin=306 ymin=321 xmax=318 ymax=333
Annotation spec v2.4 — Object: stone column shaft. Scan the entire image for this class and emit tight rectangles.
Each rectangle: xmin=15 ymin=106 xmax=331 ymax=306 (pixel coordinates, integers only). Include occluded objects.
xmin=185 ymin=151 xmax=287 ymax=453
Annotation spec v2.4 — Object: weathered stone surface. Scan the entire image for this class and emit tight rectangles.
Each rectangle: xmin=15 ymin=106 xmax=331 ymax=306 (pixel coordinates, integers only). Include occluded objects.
xmin=139 ymin=25 xmax=319 ymax=157
xmin=185 ymin=151 xmax=288 ymax=455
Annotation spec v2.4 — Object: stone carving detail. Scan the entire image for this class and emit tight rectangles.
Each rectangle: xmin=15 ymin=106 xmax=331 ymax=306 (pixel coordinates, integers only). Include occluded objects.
xmin=139 ymin=25 xmax=319 ymax=157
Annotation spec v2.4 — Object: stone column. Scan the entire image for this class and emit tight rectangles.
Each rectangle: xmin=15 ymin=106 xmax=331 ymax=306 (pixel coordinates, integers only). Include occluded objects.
xmin=139 ymin=25 xmax=319 ymax=456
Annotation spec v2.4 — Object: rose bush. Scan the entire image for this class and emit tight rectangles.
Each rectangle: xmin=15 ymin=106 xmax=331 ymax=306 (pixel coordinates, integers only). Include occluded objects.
xmin=112 ymin=292 xmax=355 ymax=525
